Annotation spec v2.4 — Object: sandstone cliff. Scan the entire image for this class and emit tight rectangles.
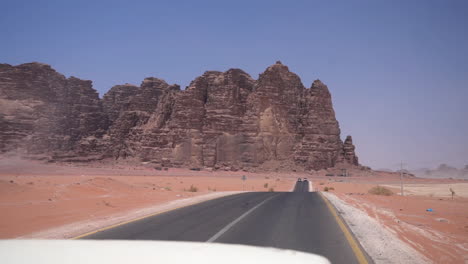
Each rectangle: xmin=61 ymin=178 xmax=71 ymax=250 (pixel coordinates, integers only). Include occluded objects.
xmin=0 ymin=63 xmax=108 ymax=161
xmin=0 ymin=61 xmax=359 ymax=170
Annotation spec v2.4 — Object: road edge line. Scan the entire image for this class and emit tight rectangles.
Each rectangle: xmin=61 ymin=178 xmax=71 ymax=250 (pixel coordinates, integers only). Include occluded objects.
xmin=71 ymin=192 xmax=243 ymax=239
xmin=319 ymin=192 xmax=371 ymax=264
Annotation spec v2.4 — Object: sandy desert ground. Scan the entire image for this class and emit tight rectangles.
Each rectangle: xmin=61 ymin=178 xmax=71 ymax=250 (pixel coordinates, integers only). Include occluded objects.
xmin=1 ymin=159 xmax=467 ymax=263
xmin=0 ymin=159 xmax=295 ymax=239
xmin=315 ymin=172 xmax=468 ymax=264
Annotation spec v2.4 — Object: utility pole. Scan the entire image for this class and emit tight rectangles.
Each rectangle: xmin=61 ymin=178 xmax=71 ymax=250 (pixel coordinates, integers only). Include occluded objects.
xmin=400 ymin=161 xmax=404 ymax=196
xmin=242 ymin=175 xmax=246 ymax=191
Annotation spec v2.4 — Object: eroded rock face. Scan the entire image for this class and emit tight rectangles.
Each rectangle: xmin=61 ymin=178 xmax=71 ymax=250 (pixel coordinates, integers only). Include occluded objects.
xmin=337 ymin=135 xmax=359 ymax=166
xmin=0 ymin=61 xmax=359 ymax=170
xmin=102 ymin=78 xmax=180 ymax=159
xmin=102 ymin=84 xmax=139 ymax=124
xmin=0 ymin=63 xmax=108 ymax=160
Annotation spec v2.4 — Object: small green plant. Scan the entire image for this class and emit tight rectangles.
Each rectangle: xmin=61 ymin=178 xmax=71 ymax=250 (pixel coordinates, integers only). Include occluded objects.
xmin=368 ymin=186 xmax=393 ymax=196
xmin=268 ymin=187 xmax=275 ymax=192
xmin=450 ymin=188 xmax=455 ymax=200
xmin=264 ymin=183 xmax=269 ymax=188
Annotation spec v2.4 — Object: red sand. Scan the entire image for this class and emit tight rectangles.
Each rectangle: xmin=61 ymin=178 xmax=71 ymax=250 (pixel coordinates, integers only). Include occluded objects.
xmin=314 ymin=172 xmax=468 ymax=264
xmin=0 ymin=160 xmax=295 ymax=238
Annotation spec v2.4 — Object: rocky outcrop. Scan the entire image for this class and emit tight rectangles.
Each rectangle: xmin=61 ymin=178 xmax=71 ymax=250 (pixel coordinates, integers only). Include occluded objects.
xmin=0 ymin=61 xmax=360 ymax=170
xmin=336 ymin=135 xmax=359 ymax=166
xmin=101 ymin=78 xmax=180 ymax=159
xmin=102 ymin=84 xmax=139 ymax=124
xmin=0 ymin=62 xmax=108 ymax=160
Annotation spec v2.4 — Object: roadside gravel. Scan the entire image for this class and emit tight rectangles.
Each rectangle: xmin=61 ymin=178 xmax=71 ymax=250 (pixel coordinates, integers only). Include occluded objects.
xmin=322 ymin=192 xmax=432 ymax=264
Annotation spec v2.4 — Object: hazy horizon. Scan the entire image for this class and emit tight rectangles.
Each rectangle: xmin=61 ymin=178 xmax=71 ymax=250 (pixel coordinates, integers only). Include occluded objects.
xmin=2 ymin=0 xmax=467 ymax=170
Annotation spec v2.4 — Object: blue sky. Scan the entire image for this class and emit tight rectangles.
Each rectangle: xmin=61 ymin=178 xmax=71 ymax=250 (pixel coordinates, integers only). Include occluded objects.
xmin=2 ymin=0 xmax=467 ymax=170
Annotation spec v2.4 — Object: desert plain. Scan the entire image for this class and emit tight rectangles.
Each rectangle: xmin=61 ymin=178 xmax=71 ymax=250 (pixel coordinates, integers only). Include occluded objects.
xmin=0 ymin=158 xmax=467 ymax=263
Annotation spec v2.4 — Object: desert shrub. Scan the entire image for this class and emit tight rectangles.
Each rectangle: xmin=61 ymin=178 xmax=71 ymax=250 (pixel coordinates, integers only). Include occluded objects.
xmin=185 ymin=185 xmax=198 ymax=192
xmin=264 ymin=183 xmax=269 ymax=188
xmin=329 ymin=187 xmax=335 ymax=191
xmin=164 ymin=186 xmax=171 ymax=191
xmin=368 ymin=186 xmax=393 ymax=196
xmin=319 ymin=182 xmax=325 ymax=185
xmin=268 ymin=187 xmax=275 ymax=192
xmin=324 ymin=186 xmax=329 ymax=192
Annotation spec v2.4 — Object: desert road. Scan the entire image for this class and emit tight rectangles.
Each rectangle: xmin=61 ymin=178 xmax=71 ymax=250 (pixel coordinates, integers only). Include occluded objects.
xmin=81 ymin=180 xmax=367 ymax=264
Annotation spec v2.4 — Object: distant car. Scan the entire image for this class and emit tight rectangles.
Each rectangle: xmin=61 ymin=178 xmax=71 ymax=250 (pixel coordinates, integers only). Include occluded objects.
xmin=297 ymin=178 xmax=302 ymax=182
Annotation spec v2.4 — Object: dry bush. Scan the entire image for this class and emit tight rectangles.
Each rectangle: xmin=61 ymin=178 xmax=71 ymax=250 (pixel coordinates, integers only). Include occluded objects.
xmin=185 ymin=185 xmax=198 ymax=192
xmin=368 ymin=186 xmax=393 ymax=196
xmin=264 ymin=183 xmax=269 ymax=188
xmin=268 ymin=187 xmax=275 ymax=192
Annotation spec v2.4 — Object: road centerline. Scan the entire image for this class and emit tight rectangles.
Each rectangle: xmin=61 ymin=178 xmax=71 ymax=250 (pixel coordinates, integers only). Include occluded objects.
xmin=206 ymin=194 xmax=278 ymax=243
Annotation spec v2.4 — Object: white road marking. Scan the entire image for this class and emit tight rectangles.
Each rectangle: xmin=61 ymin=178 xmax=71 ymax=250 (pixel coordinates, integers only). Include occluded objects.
xmin=206 ymin=195 xmax=277 ymax=243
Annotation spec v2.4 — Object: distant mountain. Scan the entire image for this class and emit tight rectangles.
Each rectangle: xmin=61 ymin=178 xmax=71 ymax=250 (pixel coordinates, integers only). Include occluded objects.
xmin=376 ymin=168 xmax=394 ymax=172
xmin=411 ymin=164 xmax=468 ymax=179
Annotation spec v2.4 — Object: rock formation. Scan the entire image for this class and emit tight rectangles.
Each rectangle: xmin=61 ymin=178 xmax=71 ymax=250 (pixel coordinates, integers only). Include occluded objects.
xmin=0 ymin=61 xmax=359 ymax=170
xmin=0 ymin=63 xmax=108 ymax=161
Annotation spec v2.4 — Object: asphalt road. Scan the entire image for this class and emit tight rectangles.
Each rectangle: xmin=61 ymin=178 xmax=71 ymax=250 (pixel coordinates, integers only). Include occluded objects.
xmin=83 ymin=180 xmax=363 ymax=264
